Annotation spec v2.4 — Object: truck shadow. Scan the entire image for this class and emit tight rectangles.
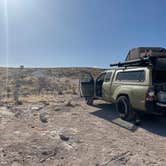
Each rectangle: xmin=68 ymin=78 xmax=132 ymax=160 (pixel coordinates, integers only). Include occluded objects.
xmin=90 ymin=103 xmax=166 ymax=137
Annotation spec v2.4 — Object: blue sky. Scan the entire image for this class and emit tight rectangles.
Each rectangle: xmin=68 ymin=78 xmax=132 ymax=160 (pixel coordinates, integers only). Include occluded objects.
xmin=0 ymin=0 xmax=166 ymax=68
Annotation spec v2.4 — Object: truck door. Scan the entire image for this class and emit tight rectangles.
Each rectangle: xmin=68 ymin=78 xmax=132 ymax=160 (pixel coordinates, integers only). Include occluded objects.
xmin=95 ymin=72 xmax=106 ymax=97
xmin=79 ymin=72 xmax=94 ymax=97
xmin=102 ymin=71 xmax=113 ymax=101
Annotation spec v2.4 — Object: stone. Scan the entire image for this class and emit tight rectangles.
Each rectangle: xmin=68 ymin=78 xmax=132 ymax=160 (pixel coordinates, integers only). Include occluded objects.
xmin=40 ymin=112 xmax=48 ymax=123
xmin=59 ymin=133 xmax=70 ymax=141
xmin=0 ymin=107 xmax=14 ymax=117
xmin=31 ymin=105 xmax=44 ymax=111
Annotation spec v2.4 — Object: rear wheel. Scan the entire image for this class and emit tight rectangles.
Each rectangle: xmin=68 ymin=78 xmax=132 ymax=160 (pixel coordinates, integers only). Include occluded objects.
xmin=116 ymin=96 xmax=135 ymax=121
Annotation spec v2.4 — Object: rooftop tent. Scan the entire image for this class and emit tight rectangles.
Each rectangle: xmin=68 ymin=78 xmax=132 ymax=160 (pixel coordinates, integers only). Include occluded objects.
xmin=125 ymin=47 xmax=166 ymax=61
xmin=110 ymin=47 xmax=166 ymax=68
xmin=154 ymin=58 xmax=166 ymax=70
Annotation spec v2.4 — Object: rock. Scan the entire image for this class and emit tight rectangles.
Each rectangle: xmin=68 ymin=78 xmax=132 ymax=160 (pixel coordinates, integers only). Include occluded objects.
xmin=14 ymin=111 xmax=21 ymax=118
xmin=65 ymin=101 xmax=74 ymax=107
xmin=31 ymin=105 xmax=44 ymax=111
xmin=42 ymin=101 xmax=50 ymax=106
xmin=41 ymin=149 xmax=55 ymax=156
xmin=31 ymin=106 xmax=41 ymax=111
xmin=0 ymin=107 xmax=14 ymax=117
xmin=15 ymin=100 xmax=23 ymax=105
xmin=40 ymin=112 xmax=48 ymax=123
xmin=58 ymin=128 xmax=79 ymax=142
xmin=59 ymin=133 xmax=70 ymax=141
xmin=39 ymin=147 xmax=57 ymax=163
xmin=54 ymin=107 xmax=62 ymax=112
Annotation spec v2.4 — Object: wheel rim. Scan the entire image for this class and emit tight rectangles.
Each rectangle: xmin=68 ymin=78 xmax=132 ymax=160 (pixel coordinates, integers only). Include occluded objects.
xmin=118 ymin=99 xmax=128 ymax=117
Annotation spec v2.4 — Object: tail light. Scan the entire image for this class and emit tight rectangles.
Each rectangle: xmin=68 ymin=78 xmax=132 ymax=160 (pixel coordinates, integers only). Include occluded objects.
xmin=146 ymin=88 xmax=155 ymax=101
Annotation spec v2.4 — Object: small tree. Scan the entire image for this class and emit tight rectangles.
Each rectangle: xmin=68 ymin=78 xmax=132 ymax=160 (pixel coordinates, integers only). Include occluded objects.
xmin=20 ymin=65 xmax=24 ymax=69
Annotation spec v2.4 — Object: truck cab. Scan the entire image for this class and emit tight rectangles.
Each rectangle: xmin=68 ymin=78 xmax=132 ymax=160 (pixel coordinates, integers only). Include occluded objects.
xmin=80 ymin=67 xmax=151 ymax=121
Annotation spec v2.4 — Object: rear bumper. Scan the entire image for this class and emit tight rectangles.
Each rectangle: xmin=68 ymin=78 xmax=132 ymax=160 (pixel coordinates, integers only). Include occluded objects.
xmin=146 ymin=101 xmax=166 ymax=114
xmin=156 ymin=103 xmax=166 ymax=113
xmin=156 ymin=102 xmax=166 ymax=107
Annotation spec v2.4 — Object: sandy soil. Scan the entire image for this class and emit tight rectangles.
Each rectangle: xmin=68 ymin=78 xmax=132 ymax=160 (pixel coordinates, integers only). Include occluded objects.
xmin=0 ymin=94 xmax=166 ymax=166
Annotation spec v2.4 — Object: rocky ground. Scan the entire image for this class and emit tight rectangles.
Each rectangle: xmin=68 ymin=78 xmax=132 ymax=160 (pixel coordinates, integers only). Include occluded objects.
xmin=0 ymin=93 xmax=166 ymax=166
xmin=0 ymin=67 xmax=166 ymax=166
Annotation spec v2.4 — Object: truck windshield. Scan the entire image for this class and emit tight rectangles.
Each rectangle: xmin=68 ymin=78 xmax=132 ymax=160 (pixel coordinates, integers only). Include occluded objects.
xmin=153 ymin=70 xmax=166 ymax=83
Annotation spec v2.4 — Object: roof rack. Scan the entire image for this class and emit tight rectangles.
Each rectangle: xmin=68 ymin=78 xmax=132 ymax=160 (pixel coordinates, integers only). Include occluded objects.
xmin=110 ymin=57 xmax=151 ymax=67
xmin=110 ymin=56 xmax=166 ymax=68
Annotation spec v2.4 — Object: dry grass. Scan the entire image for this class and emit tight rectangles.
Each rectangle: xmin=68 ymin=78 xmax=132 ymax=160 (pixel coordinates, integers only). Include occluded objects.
xmin=0 ymin=67 xmax=104 ymax=106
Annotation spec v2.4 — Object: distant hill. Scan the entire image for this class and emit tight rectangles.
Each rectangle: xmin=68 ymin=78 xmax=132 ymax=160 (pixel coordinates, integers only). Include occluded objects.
xmin=0 ymin=67 xmax=105 ymax=78
xmin=0 ymin=67 xmax=105 ymax=99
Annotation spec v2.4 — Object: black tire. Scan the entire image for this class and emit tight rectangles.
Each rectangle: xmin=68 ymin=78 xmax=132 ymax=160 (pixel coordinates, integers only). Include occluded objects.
xmin=116 ymin=96 xmax=135 ymax=121
xmin=86 ymin=97 xmax=94 ymax=105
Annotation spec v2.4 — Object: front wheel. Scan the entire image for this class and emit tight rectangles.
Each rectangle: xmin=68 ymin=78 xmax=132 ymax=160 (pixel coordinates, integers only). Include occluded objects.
xmin=116 ymin=96 xmax=135 ymax=121
xmin=85 ymin=97 xmax=94 ymax=105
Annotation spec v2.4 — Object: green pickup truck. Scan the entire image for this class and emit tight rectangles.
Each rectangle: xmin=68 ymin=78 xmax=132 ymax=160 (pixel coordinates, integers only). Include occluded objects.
xmin=80 ymin=47 xmax=166 ymax=121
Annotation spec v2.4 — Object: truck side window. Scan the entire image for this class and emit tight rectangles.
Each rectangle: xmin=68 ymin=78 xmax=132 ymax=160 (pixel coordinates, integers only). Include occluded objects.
xmin=81 ymin=73 xmax=93 ymax=83
xmin=116 ymin=71 xmax=145 ymax=82
xmin=139 ymin=71 xmax=145 ymax=81
xmin=104 ymin=72 xmax=112 ymax=82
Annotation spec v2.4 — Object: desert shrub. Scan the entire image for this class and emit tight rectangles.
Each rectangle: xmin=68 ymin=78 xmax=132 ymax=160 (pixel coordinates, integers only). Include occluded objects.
xmin=72 ymin=86 xmax=77 ymax=95
xmin=6 ymin=86 xmax=11 ymax=98
xmin=13 ymin=80 xmax=21 ymax=104
xmin=58 ymin=89 xmax=63 ymax=95
xmin=37 ymin=77 xmax=49 ymax=94
xmin=13 ymin=89 xmax=20 ymax=105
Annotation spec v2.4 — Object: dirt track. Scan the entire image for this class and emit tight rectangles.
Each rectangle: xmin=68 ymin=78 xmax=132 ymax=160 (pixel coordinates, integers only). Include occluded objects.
xmin=0 ymin=94 xmax=166 ymax=166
